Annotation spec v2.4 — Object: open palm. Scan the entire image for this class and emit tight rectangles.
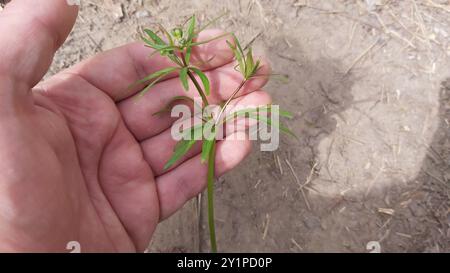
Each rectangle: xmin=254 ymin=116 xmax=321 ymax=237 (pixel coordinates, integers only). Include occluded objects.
xmin=0 ymin=1 xmax=270 ymax=252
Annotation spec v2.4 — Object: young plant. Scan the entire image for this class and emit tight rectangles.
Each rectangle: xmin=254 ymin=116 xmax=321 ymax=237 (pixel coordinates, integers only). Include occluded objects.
xmin=133 ymin=14 xmax=295 ymax=253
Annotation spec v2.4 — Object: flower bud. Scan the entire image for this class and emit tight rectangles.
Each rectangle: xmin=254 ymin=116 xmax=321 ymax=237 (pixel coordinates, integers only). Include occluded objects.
xmin=172 ymin=28 xmax=183 ymax=40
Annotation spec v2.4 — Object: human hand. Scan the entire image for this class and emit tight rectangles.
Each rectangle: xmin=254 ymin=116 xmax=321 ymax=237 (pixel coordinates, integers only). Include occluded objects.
xmin=0 ymin=0 xmax=270 ymax=252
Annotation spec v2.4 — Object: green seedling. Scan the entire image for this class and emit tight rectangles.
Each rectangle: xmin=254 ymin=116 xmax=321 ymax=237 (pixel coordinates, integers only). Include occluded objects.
xmin=132 ymin=14 xmax=295 ymax=253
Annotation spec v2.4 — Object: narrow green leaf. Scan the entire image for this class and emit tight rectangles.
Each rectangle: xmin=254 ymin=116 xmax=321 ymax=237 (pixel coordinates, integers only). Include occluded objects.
xmin=164 ymin=139 xmax=197 ymax=170
xmin=131 ymin=67 xmax=178 ymax=88
xmin=142 ymin=40 xmax=174 ymax=53
xmin=190 ymin=67 xmax=211 ymax=95
xmin=133 ymin=67 xmax=178 ymax=97
xmin=141 ymin=36 xmax=159 ymax=48
xmin=164 ymin=124 xmax=203 ymax=170
xmin=190 ymin=33 xmax=230 ymax=46
xmin=167 ymin=54 xmax=184 ymax=67
xmin=138 ymin=74 xmax=165 ymax=97
xmin=180 ymin=67 xmax=189 ymax=91
xmin=143 ymin=43 xmax=178 ymax=53
xmin=144 ymin=29 xmax=166 ymax=45
xmin=250 ymin=60 xmax=261 ymax=78
xmin=222 ymin=105 xmax=294 ymax=123
xmin=227 ymin=40 xmax=245 ymax=76
xmin=147 ymin=49 xmax=161 ymax=59
xmin=187 ymin=15 xmax=196 ymax=42
xmin=195 ymin=11 xmax=229 ymax=34
xmin=220 ymin=107 xmax=298 ymax=139
xmin=278 ymin=109 xmax=294 ymax=119
xmin=234 ymin=35 xmax=246 ymax=75
xmin=248 ymin=113 xmax=298 ymax=139
xmin=245 ymin=48 xmax=254 ymax=78
xmin=158 ymin=24 xmax=174 ymax=47
xmin=182 ymin=123 xmax=204 ymax=140
xmin=272 ymin=73 xmax=290 ymax=84
xmin=185 ymin=46 xmax=192 ymax=65
xmin=233 ymin=34 xmax=245 ymax=58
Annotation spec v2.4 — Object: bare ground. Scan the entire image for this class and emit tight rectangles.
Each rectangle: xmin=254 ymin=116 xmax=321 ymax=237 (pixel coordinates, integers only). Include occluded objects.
xmin=44 ymin=0 xmax=449 ymax=252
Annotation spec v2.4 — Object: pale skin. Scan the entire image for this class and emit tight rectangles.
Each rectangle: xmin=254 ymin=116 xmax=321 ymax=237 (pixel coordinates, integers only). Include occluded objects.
xmin=0 ymin=0 xmax=271 ymax=252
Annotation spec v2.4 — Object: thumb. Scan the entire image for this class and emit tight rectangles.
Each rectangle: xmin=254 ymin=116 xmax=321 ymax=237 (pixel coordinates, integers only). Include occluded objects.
xmin=0 ymin=0 xmax=78 ymax=105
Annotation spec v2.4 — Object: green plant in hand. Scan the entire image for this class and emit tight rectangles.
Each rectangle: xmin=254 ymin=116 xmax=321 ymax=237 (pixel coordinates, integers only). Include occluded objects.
xmin=133 ymin=15 xmax=295 ymax=253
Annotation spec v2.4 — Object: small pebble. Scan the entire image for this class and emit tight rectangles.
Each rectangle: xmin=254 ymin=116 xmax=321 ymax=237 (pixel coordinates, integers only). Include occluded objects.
xmin=136 ymin=10 xmax=150 ymax=19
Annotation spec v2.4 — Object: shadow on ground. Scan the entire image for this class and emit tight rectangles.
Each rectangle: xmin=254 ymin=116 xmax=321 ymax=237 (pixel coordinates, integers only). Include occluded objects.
xmin=150 ymin=36 xmax=449 ymax=254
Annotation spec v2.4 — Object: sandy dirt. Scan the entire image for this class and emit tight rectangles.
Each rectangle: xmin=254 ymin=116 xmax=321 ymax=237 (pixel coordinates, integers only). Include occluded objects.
xmin=38 ymin=0 xmax=450 ymax=252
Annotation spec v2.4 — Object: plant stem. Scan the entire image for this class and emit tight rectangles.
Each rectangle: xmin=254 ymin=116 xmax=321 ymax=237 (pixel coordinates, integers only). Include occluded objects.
xmin=187 ymin=71 xmax=209 ymax=107
xmin=215 ymin=79 xmax=246 ymax=124
xmin=181 ymin=50 xmax=216 ymax=251
xmin=204 ymin=80 xmax=247 ymax=253
xmin=180 ymin=52 xmax=209 ymax=107
xmin=207 ymin=140 xmax=217 ymax=253
xmin=204 ymin=79 xmax=248 ymax=253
